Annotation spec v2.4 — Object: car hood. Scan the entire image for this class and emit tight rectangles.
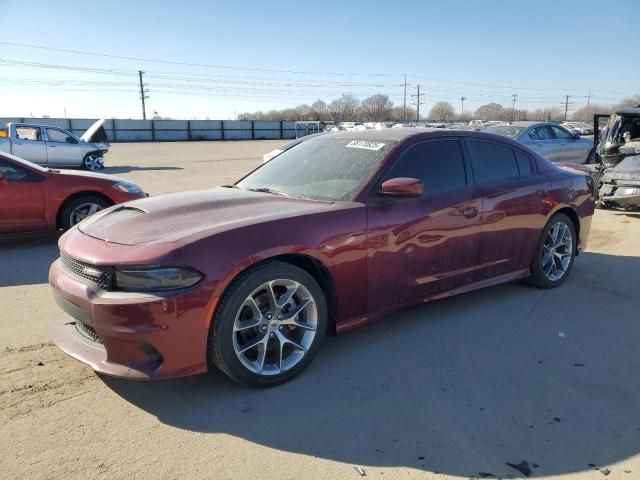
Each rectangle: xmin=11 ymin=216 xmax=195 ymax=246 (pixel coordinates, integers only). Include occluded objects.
xmin=51 ymin=168 xmax=119 ymax=182
xmin=78 ymin=187 xmax=334 ymax=246
xmin=80 ymin=119 xmax=106 ymax=143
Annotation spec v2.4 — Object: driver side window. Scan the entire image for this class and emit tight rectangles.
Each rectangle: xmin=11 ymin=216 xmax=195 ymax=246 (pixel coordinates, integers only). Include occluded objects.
xmin=0 ymin=160 xmax=35 ymax=181
xmin=551 ymin=126 xmax=572 ymax=140
xmin=47 ymin=128 xmax=77 ymax=143
xmin=382 ymin=140 xmax=467 ymax=195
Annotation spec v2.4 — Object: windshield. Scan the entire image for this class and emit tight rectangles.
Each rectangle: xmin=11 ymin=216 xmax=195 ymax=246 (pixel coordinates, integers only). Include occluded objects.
xmin=483 ymin=125 xmax=525 ymax=138
xmin=237 ymin=136 xmax=396 ymax=201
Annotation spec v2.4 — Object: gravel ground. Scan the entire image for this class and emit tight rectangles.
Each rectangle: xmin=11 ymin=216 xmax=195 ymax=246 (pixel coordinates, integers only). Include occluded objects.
xmin=2 ymin=140 xmax=640 ymax=480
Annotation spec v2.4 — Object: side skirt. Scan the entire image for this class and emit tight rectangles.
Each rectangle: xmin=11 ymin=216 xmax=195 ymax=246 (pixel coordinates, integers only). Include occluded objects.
xmin=335 ymin=268 xmax=531 ymax=335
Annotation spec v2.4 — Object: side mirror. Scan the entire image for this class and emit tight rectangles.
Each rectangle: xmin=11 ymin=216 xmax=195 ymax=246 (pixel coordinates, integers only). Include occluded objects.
xmin=573 ymin=132 xmax=581 ymax=139
xmin=380 ymin=177 xmax=423 ymax=197
xmin=66 ymin=136 xmax=76 ymax=144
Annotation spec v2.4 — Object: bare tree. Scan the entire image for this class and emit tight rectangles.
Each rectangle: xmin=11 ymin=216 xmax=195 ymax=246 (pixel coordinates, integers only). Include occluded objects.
xmin=474 ymin=103 xmax=504 ymax=120
xmin=310 ymin=100 xmax=329 ymax=121
xmin=360 ymin=94 xmax=393 ymax=121
xmin=328 ymin=94 xmax=360 ymax=123
xmin=429 ymin=101 xmax=455 ymax=121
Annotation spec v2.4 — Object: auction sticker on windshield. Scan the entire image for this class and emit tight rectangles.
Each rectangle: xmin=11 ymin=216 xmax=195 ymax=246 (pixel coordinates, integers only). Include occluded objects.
xmin=345 ymin=140 xmax=386 ymax=151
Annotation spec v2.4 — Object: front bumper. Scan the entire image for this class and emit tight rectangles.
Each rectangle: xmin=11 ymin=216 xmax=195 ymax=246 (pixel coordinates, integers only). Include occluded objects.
xmin=49 ymin=259 xmax=211 ymax=379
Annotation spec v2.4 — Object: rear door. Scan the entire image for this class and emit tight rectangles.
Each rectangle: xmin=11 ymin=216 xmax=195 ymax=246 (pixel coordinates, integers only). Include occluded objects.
xmin=45 ymin=127 xmax=84 ymax=165
xmin=11 ymin=126 xmax=48 ymax=164
xmin=465 ymin=139 xmax=551 ymax=281
xmin=366 ymin=139 xmax=482 ymax=312
xmin=0 ymin=159 xmax=47 ymax=233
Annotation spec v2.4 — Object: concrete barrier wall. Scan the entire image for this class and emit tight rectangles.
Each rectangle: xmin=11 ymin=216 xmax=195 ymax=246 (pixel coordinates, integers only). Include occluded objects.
xmin=0 ymin=118 xmax=304 ymax=142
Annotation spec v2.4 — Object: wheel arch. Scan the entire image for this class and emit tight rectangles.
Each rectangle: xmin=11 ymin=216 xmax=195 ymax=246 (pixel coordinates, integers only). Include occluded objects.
xmin=552 ymin=206 xmax=581 ymax=252
xmin=212 ymin=252 xmax=338 ymax=335
xmin=56 ymin=190 xmax=114 ymax=229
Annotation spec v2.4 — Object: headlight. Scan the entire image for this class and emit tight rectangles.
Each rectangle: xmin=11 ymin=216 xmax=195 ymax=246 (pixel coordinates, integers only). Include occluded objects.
xmin=114 ymin=267 xmax=203 ymax=292
xmin=112 ymin=181 xmax=143 ymax=194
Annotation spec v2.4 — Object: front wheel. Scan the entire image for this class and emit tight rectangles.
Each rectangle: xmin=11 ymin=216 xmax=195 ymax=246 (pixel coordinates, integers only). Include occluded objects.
xmin=527 ymin=213 xmax=577 ymax=289
xmin=82 ymin=153 xmax=104 ymax=171
xmin=59 ymin=195 xmax=111 ymax=230
xmin=209 ymin=261 xmax=327 ymax=387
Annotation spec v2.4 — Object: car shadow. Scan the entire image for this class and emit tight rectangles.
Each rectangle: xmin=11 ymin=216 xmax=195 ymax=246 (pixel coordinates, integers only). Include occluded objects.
xmin=103 ymin=251 xmax=640 ymax=478
xmin=0 ymin=232 xmax=60 ymax=287
xmin=103 ymin=166 xmax=184 ymax=174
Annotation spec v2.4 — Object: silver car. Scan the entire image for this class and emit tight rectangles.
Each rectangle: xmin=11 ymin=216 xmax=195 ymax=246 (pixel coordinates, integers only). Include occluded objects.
xmin=0 ymin=119 xmax=109 ymax=170
xmin=484 ymin=121 xmax=594 ymax=164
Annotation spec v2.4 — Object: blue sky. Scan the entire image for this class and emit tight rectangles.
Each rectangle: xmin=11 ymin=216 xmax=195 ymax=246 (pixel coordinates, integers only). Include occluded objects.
xmin=0 ymin=0 xmax=637 ymax=119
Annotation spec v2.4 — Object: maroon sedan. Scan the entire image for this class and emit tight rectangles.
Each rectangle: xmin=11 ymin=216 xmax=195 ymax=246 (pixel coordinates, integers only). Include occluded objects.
xmin=49 ymin=129 xmax=594 ymax=386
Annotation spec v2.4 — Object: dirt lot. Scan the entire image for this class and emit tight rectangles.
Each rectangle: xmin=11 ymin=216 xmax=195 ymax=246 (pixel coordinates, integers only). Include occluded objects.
xmin=2 ymin=141 xmax=640 ymax=480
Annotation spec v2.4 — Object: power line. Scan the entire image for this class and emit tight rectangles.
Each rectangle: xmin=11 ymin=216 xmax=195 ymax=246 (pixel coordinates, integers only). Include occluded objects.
xmin=2 ymin=42 xmax=635 ymax=97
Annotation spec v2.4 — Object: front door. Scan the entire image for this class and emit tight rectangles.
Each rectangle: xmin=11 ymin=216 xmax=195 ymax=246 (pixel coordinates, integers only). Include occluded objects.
xmin=366 ymin=139 xmax=482 ymax=313
xmin=528 ymin=125 xmax=565 ymax=162
xmin=11 ymin=125 xmax=48 ymax=164
xmin=45 ymin=127 xmax=84 ymax=165
xmin=0 ymin=159 xmax=46 ymax=233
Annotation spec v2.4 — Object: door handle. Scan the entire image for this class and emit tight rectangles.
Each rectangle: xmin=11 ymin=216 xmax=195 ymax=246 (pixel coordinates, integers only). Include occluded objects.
xmin=48 ymin=145 xmax=56 ymax=148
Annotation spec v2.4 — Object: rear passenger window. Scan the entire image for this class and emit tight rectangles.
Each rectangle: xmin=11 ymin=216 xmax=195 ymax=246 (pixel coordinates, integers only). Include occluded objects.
xmin=467 ymin=140 xmax=520 ymax=183
xmin=515 ymin=151 xmax=534 ymax=175
xmin=383 ymin=140 xmax=467 ymax=194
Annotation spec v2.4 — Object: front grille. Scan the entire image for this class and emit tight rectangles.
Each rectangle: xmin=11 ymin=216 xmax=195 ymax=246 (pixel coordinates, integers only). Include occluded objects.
xmin=61 ymin=254 xmax=113 ymax=290
xmin=75 ymin=320 xmax=102 ymax=344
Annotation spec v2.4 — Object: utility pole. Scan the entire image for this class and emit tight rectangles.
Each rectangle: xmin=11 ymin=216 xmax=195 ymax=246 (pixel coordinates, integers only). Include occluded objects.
xmin=460 ymin=96 xmax=466 ymax=113
xmin=403 ymin=74 xmax=407 ymax=123
xmin=563 ymin=95 xmax=570 ymax=121
xmin=586 ymin=88 xmax=592 ymax=121
xmin=511 ymin=94 xmax=518 ymax=121
xmin=411 ymin=84 xmax=425 ymax=123
xmin=138 ymin=70 xmax=149 ymax=120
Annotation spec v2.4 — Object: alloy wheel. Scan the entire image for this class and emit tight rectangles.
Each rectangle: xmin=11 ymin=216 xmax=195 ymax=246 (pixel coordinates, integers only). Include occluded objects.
xmin=542 ymin=221 xmax=573 ymax=281
xmin=232 ymin=279 xmax=318 ymax=376
xmin=70 ymin=202 xmax=103 ymax=226
xmin=84 ymin=154 xmax=103 ymax=171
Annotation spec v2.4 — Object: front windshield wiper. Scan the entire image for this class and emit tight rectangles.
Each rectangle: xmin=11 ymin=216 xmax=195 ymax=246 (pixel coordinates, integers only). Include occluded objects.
xmin=246 ymin=187 xmax=298 ymax=198
xmin=221 ymin=184 xmax=241 ymax=189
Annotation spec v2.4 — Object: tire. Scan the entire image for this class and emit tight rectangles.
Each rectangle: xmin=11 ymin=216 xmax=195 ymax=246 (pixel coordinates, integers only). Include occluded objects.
xmin=82 ymin=153 xmax=103 ymax=171
xmin=527 ymin=213 xmax=577 ymax=289
xmin=59 ymin=195 xmax=111 ymax=230
xmin=209 ymin=260 xmax=327 ymax=387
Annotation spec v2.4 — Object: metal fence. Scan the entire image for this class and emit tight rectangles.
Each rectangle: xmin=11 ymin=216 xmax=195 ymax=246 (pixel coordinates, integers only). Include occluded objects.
xmin=0 ymin=118 xmax=308 ymax=142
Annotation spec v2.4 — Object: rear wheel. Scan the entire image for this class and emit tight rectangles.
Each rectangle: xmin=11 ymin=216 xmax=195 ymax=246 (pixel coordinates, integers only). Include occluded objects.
xmin=528 ymin=213 xmax=577 ymax=289
xmin=209 ymin=261 xmax=327 ymax=387
xmin=59 ymin=195 xmax=111 ymax=230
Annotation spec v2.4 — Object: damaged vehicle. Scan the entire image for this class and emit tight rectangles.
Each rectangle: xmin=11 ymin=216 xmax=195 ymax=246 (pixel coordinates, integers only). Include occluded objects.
xmin=0 ymin=119 xmax=109 ymax=171
xmin=593 ymin=106 xmax=640 ymax=209
xmin=598 ymin=144 xmax=640 ymax=210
